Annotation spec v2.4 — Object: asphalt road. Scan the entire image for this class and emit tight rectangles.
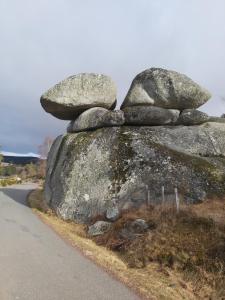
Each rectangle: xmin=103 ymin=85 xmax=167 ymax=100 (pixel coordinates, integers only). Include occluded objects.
xmin=0 ymin=183 xmax=139 ymax=300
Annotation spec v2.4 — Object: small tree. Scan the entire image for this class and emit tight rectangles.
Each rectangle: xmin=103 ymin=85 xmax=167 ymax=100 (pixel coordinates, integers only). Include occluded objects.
xmin=26 ymin=163 xmax=38 ymax=178
xmin=0 ymin=146 xmax=3 ymax=176
xmin=38 ymin=137 xmax=53 ymax=178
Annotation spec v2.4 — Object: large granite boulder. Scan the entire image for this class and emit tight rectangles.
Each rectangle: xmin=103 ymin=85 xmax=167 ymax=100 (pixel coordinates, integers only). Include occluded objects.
xmin=123 ymin=106 xmax=179 ymax=125
xmin=177 ymin=109 xmax=210 ymax=125
xmin=45 ymin=123 xmax=225 ymax=223
xmin=67 ymin=107 xmax=124 ymax=133
xmin=40 ymin=73 xmax=117 ymax=120
xmin=121 ymin=68 xmax=211 ymax=110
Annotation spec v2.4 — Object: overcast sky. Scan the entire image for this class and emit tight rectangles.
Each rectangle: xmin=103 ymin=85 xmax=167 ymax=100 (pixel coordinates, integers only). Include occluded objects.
xmin=1 ymin=0 xmax=225 ymax=153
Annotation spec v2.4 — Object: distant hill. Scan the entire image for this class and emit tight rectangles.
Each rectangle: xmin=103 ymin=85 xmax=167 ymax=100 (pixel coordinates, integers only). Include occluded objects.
xmin=1 ymin=151 xmax=40 ymax=165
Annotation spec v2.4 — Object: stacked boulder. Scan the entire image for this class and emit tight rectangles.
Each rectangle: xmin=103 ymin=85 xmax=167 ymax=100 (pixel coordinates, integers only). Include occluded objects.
xmin=41 ymin=69 xmax=224 ymax=132
xmin=121 ymin=68 xmax=212 ymax=125
xmin=41 ymin=73 xmax=125 ymax=131
xmin=40 ymin=68 xmax=225 ymax=224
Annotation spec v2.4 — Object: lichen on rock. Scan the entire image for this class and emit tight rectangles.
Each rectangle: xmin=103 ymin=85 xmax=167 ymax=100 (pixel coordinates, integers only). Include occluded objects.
xmin=42 ymin=69 xmax=225 ymax=224
xmin=44 ymin=124 xmax=225 ymax=223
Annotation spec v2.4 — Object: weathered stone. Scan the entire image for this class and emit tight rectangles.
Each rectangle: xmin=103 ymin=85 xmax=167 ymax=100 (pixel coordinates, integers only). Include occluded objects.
xmin=123 ymin=106 xmax=179 ymax=125
xmin=67 ymin=108 xmax=124 ymax=133
xmin=106 ymin=205 xmax=119 ymax=221
xmin=121 ymin=68 xmax=211 ymax=110
xmin=177 ymin=109 xmax=210 ymax=125
xmin=130 ymin=219 xmax=149 ymax=232
xmin=40 ymin=73 xmax=117 ymax=120
xmin=119 ymin=219 xmax=149 ymax=240
xmin=88 ymin=221 xmax=111 ymax=236
xmin=45 ymin=124 xmax=225 ymax=223
xmin=100 ymin=110 xmax=125 ymax=127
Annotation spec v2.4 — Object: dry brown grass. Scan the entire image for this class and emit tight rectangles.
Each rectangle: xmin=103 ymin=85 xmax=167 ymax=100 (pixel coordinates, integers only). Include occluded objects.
xmin=28 ymin=189 xmax=50 ymax=213
xmin=94 ymin=204 xmax=225 ymax=299
xmin=28 ymin=190 xmax=225 ymax=300
xmin=190 ymin=198 xmax=225 ymax=226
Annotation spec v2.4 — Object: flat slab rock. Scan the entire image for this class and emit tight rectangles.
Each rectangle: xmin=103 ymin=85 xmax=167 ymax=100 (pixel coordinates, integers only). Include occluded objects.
xmin=123 ymin=106 xmax=179 ymax=125
xmin=45 ymin=123 xmax=225 ymax=223
xmin=121 ymin=68 xmax=211 ymax=110
xmin=40 ymin=73 xmax=117 ymax=120
xmin=67 ymin=107 xmax=124 ymax=133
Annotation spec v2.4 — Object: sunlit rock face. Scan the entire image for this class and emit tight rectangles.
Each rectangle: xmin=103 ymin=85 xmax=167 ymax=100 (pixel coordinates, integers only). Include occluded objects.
xmin=45 ymin=123 xmax=225 ymax=223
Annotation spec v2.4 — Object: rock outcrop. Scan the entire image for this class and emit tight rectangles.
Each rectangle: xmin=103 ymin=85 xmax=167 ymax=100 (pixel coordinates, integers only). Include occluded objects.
xmin=40 ymin=73 xmax=117 ymax=120
xmin=41 ymin=69 xmax=225 ymax=224
xmin=45 ymin=124 xmax=225 ymax=223
xmin=121 ymin=68 xmax=211 ymax=110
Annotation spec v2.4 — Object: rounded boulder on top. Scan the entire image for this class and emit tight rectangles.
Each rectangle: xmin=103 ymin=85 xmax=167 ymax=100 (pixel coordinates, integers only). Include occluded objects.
xmin=40 ymin=73 xmax=117 ymax=120
xmin=121 ymin=68 xmax=211 ymax=110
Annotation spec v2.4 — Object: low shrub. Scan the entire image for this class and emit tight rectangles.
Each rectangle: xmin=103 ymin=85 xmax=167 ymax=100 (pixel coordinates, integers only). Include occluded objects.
xmin=93 ymin=204 xmax=225 ymax=298
xmin=0 ymin=177 xmax=22 ymax=187
xmin=27 ymin=189 xmax=50 ymax=213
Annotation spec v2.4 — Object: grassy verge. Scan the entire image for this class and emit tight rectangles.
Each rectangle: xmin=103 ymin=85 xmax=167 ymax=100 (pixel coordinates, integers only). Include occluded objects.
xmin=0 ymin=177 xmax=21 ymax=187
xmin=28 ymin=190 xmax=225 ymax=300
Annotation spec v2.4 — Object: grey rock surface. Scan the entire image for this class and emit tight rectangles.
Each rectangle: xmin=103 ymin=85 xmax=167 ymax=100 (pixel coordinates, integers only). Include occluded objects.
xmin=177 ymin=109 xmax=210 ymax=125
xmin=119 ymin=219 xmax=149 ymax=240
xmin=129 ymin=219 xmax=149 ymax=232
xmin=40 ymin=73 xmax=117 ymax=120
xmin=221 ymin=114 xmax=225 ymax=118
xmin=45 ymin=124 xmax=225 ymax=223
xmin=123 ymin=106 xmax=179 ymax=125
xmin=67 ymin=107 xmax=124 ymax=132
xmin=106 ymin=205 xmax=119 ymax=221
xmin=88 ymin=221 xmax=112 ymax=236
xmin=121 ymin=68 xmax=211 ymax=109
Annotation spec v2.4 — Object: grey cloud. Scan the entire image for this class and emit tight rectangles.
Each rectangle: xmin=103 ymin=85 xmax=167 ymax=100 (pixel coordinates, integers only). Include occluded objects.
xmin=0 ymin=0 xmax=225 ymax=152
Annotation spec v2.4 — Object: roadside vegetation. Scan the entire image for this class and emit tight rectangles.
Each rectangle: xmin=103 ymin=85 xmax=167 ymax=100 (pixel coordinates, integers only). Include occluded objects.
xmin=0 ymin=162 xmax=46 ymax=187
xmin=0 ymin=163 xmax=40 ymax=187
xmin=0 ymin=137 xmax=52 ymax=187
xmin=0 ymin=177 xmax=22 ymax=187
xmin=28 ymin=189 xmax=225 ymax=300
